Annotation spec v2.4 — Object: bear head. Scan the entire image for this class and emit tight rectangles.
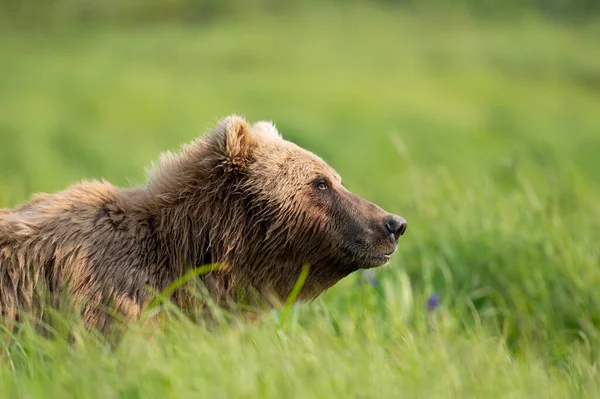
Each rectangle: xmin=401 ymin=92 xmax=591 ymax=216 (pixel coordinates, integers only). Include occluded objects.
xmin=150 ymin=115 xmax=407 ymax=305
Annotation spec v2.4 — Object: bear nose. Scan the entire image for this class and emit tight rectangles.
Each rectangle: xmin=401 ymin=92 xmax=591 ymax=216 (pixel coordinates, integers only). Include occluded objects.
xmin=384 ymin=215 xmax=407 ymax=240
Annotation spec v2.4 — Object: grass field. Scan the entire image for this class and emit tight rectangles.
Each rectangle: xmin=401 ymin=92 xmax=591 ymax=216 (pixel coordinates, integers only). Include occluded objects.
xmin=1 ymin=4 xmax=600 ymax=397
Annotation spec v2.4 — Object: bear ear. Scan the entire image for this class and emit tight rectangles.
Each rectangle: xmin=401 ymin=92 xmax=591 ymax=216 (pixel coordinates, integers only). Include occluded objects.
xmin=216 ymin=115 xmax=254 ymax=169
xmin=252 ymin=121 xmax=282 ymax=141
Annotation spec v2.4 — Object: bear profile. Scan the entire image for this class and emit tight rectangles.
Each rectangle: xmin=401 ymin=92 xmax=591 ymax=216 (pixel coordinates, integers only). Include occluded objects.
xmin=0 ymin=115 xmax=407 ymax=331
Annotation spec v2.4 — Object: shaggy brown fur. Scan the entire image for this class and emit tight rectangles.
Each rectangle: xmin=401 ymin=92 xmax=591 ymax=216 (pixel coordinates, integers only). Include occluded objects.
xmin=0 ymin=115 xmax=407 ymax=332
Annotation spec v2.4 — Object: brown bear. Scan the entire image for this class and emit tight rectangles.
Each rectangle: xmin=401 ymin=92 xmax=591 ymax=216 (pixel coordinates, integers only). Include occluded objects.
xmin=0 ymin=115 xmax=407 ymax=332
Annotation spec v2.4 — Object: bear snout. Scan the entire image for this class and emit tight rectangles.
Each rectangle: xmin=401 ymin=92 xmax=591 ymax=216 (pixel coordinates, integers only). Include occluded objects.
xmin=383 ymin=214 xmax=407 ymax=241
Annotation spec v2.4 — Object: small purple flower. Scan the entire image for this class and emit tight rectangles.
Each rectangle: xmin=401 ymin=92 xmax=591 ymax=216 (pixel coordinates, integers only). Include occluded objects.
xmin=427 ymin=294 xmax=440 ymax=311
xmin=359 ymin=270 xmax=379 ymax=287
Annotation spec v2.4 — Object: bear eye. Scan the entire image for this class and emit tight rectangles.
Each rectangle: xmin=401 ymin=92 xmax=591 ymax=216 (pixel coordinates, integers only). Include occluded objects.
xmin=314 ymin=178 xmax=329 ymax=191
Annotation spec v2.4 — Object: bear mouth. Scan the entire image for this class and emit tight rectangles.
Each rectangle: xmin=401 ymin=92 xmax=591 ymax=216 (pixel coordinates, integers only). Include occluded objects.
xmin=364 ymin=251 xmax=394 ymax=268
xmin=340 ymin=244 xmax=396 ymax=270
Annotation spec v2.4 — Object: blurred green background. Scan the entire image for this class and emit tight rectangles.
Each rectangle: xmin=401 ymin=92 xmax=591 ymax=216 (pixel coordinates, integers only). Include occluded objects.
xmin=1 ymin=1 xmax=600 ymax=397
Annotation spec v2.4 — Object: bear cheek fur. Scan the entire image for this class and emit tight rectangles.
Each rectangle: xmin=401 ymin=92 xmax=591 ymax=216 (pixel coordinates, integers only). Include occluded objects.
xmin=239 ymin=150 xmax=351 ymax=302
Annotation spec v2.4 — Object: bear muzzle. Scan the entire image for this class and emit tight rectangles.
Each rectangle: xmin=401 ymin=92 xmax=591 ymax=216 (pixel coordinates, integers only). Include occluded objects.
xmin=366 ymin=214 xmax=407 ymax=266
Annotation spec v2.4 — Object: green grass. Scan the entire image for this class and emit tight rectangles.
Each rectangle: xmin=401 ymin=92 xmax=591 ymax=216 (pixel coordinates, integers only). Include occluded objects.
xmin=1 ymin=5 xmax=600 ymax=397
